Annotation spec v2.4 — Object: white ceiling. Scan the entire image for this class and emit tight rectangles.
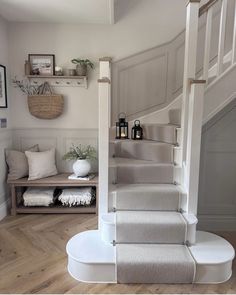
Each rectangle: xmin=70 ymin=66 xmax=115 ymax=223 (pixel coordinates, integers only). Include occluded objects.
xmin=0 ymin=0 xmax=114 ymax=24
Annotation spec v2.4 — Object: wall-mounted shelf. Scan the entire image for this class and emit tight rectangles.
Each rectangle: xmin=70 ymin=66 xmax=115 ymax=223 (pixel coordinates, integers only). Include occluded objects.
xmin=26 ymin=75 xmax=88 ymax=88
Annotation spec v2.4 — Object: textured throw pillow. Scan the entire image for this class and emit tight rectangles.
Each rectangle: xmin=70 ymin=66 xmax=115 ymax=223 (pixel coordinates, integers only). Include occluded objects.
xmin=25 ymin=148 xmax=58 ymax=181
xmin=6 ymin=145 xmax=39 ymax=181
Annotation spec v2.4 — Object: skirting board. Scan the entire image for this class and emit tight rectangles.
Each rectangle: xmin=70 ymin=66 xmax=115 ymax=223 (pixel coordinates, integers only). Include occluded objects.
xmin=0 ymin=198 xmax=9 ymax=221
xmin=198 ymin=215 xmax=236 ymax=231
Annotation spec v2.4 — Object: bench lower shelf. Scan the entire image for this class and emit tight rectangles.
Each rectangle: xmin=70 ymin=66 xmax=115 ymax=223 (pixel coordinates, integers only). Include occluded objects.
xmin=14 ymin=205 xmax=96 ymax=214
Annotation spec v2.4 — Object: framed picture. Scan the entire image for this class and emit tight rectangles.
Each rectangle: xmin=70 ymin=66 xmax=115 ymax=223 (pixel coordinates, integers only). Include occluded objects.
xmin=28 ymin=54 xmax=55 ymax=76
xmin=0 ymin=65 xmax=7 ymax=108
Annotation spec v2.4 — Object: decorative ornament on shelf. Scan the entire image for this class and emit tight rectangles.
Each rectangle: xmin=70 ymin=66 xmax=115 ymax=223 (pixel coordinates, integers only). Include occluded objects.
xmin=71 ymin=58 xmax=94 ymax=76
xmin=131 ymin=120 xmax=143 ymax=140
xmin=55 ymin=66 xmax=63 ymax=76
xmin=63 ymin=144 xmax=97 ymax=177
xmin=116 ymin=112 xmax=129 ymax=139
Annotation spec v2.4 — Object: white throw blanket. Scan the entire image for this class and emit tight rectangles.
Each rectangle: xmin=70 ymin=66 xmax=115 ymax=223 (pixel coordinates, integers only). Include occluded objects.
xmin=59 ymin=187 xmax=93 ymax=207
xmin=23 ymin=188 xmax=54 ymax=207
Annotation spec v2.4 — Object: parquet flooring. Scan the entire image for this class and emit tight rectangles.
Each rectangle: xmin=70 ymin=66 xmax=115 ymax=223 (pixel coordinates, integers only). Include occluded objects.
xmin=0 ymin=214 xmax=235 ymax=294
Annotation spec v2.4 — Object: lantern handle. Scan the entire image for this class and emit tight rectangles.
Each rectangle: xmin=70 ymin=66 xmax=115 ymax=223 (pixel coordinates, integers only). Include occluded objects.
xmin=118 ymin=112 xmax=126 ymax=119
xmin=134 ymin=120 xmax=140 ymax=125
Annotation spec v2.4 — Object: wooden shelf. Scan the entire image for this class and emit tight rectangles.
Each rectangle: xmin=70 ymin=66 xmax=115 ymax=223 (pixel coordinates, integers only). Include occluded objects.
xmin=26 ymin=75 xmax=88 ymax=88
xmin=26 ymin=75 xmax=87 ymax=79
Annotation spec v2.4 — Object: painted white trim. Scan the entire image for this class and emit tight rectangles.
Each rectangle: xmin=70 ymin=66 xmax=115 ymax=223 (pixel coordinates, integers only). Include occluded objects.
xmin=0 ymin=198 xmax=9 ymax=221
xmin=108 ymin=0 xmax=115 ymax=25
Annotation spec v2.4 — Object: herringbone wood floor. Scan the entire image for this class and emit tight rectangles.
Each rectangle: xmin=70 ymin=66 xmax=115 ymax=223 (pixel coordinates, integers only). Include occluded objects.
xmin=0 ymin=214 xmax=235 ymax=294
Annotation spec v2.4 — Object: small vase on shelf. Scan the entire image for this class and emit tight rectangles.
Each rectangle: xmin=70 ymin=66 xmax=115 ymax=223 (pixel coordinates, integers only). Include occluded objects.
xmin=73 ymin=159 xmax=91 ymax=177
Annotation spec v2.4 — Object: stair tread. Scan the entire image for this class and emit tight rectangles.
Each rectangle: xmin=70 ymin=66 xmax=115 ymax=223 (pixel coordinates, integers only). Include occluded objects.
xmin=142 ymin=123 xmax=179 ymax=127
xmin=110 ymin=139 xmax=173 ymax=146
xmin=110 ymin=183 xmax=179 ymax=193
xmin=109 ymin=157 xmax=174 ymax=167
xmin=117 ymin=243 xmax=192 ymax=262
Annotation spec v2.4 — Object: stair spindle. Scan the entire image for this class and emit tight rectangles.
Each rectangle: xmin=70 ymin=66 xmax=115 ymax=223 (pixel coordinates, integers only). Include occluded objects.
xmin=217 ymin=0 xmax=228 ymax=76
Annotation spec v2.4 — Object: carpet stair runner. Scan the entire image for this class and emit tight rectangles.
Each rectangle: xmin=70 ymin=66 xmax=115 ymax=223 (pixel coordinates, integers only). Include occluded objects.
xmin=111 ymin=109 xmax=196 ymax=283
xmin=116 ymin=244 xmax=195 ymax=284
xmin=110 ymin=184 xmax=181 ymax=211
xmin=116 ymin=211 xmax=187 ymax=244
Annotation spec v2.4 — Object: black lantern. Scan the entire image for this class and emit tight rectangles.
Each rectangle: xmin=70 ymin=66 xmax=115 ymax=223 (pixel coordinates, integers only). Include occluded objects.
xmin=132 ymin=120 xmax=143 ymax=140
xmin=116 ymin=112 xmax=129 ymax=139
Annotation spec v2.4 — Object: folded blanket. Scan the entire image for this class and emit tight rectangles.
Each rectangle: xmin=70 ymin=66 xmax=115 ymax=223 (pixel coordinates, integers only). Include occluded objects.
xmin=23 ymin=188 xmax=54 ymax=207
xmin=59 ymin=187 xmax=94 ymax=207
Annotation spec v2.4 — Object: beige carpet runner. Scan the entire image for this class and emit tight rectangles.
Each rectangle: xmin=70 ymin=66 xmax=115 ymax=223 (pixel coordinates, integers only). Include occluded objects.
xmin=116 ymin=244 xmax=195 ymax=284
xmin=113 ymin=116 xmax=196 ymax=283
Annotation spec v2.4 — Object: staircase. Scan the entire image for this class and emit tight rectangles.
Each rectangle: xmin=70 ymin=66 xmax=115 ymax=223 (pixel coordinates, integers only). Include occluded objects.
xmin=66 ymin=0 xmax=235 ymax=284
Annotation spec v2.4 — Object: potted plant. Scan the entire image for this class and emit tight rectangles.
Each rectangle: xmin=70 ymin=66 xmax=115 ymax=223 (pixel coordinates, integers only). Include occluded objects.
xmin=63 ymin=144 xmax=97 ymax=177
xmin=71 ymin=58 xmax=94 ymax=76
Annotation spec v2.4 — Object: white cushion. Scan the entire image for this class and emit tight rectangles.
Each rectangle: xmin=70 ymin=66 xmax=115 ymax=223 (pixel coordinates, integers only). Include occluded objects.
xmin=25 ymin=148 xmax=58 ymax=181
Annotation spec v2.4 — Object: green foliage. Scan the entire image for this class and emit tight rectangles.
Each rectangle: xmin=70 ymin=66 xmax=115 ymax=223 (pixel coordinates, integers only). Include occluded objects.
xmin=63 ymin=144 xmax=97 ymax=161
xmin=71 ymin=58 xmax=94 ymax=69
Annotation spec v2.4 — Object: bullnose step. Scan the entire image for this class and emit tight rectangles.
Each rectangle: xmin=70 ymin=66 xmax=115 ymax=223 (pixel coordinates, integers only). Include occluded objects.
xmin=67 ymin=230 xmax=235 ymax=284
xmin=116 ymin=211 xmax=187 ymax=244
xmin=110 ymin=140 xmax=174 ymax=163
xmin=109 ymin=183 xmax=181 ymax=211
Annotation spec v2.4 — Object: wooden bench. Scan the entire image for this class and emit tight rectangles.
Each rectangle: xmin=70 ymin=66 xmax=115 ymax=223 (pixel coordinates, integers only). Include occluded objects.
xmin=8 ymin=173 xmax=98 ymax=215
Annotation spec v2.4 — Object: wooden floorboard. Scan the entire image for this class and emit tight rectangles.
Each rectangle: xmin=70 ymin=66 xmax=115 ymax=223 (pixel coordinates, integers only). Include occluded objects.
xmin=0 ymin=214 xmax=236 ymax=294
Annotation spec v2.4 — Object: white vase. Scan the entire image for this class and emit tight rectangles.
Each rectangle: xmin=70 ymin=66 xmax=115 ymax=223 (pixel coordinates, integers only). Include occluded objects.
xmin=73 ymin=159 xmax=91 ymax=177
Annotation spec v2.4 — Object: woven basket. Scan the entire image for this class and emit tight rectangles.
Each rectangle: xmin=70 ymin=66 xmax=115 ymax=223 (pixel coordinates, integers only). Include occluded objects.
xmin=28 ymin=94 xmax=64 ymax=119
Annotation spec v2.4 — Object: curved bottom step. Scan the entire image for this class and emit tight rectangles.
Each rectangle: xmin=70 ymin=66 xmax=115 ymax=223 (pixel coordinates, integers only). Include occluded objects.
xmin=66 ymin=230 xmax=234 ymax=284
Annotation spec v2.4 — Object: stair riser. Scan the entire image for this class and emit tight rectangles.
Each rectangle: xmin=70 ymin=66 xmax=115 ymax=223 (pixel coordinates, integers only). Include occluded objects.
xmin=174 ymin=147 xmax=181 ymax=165
xmin=116 ymin=223 xmax=186 ymax=244
xmin=110 ymin=142 xmax=173 ymax=163
xmin=169 ymin=109 xmax=181 ymax=126
xmin=111 ymin=166 xmax=174 ymax=184
xmin=101 ymin=214 xmax=196 ymax=245
xmin=109 ymin=191 xmax=180 ymax=211
xmin=143 ymin=125 xmax=177 ymax=144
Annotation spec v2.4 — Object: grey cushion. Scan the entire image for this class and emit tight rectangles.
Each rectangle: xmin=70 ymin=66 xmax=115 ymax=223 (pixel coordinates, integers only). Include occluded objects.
xmin=6 ymin=145 xmax=39 ymax=181
xmin=25 ymin=148 xmax=58 ymax=181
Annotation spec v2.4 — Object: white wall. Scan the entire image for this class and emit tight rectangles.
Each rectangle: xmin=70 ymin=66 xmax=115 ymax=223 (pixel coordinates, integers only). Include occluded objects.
xmin=8 ymin=0 xmax=186 ymax=129
xmin=0 ymin=15 xmax=12 ymax=213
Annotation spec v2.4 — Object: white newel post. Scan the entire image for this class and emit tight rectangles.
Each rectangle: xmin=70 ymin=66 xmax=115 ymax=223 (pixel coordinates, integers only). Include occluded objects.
xmin=98 ymin=57 xmax=112 ymax=229
xmin=186 ymin=80 xmax=206 ymax=215
xmin=181 ymin=0 xmax=200 ymax=169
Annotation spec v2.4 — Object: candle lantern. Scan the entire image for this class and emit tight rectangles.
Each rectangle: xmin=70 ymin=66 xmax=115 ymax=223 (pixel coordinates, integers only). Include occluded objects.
xmin=116 ymin=112 xmax=129 ymax=139
xmin=132 ymin=120 xmax=143 ymax=140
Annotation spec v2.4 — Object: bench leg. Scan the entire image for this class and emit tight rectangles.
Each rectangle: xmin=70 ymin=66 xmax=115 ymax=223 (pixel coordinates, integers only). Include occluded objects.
xmin=11 ymin=185 xmax=17 ymax=216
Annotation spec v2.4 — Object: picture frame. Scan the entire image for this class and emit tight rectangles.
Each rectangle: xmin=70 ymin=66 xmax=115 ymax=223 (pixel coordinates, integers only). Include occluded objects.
xmin=28 ymin=54 xmax=55 ymax=76
xmin=0 ymin=65 xmax=7 ymax=108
